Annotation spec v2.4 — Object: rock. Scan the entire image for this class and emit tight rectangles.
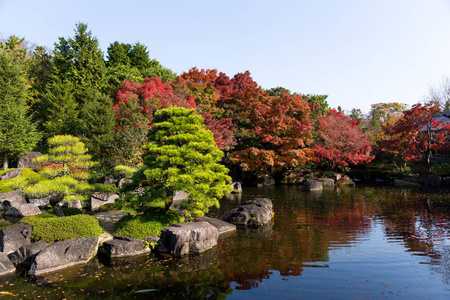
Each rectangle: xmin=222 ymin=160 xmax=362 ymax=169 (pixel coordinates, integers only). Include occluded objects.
xmin=27 ymin=198 xmax=50 ymax=208
xmin=28 ymin=237 xmax=99 ymax=275
xmin=144 ymin=235 xmax=160 ymax=245
xmin=0 ymin=223 xmax=32 ymax=253
xmin=117 ymin=178 xmax=133 ymax=189
xmin=97 ymin=176 xmax=118 ymax=185
xmin=173 ymin=191 xmax=189 ymax=201
xmin=424 ymin=175 xmax=441 ymax=187
xmin=0 ymin=189 xmax=27 ymax=210
xmin=102 ymin=236 xmax=150 ymax=258
xmin=157 ymin=222 xmax=219 ymax=256
xmin=316 ymin=178 xmax=335 ymax=188
xmin=217 ymin=198 xmax=273 ymax=226
xmin=230 ymin=182 xmax=242 ymax=193
xmin=335 ymin=176 xmax=355 ymax=187
xmin=6 ymin=204 xmax=42 ymax=217
xmin=257 ymin=175 xmax=275 ymax=187
xmin=8 ymin=240 xmax=48 ymax=266
xmin=89 ymin=193 xmax=119 ymax=210
xmin=302 ymin=179 xmax=324 ymax=191
xmin=0 ymin=169 xmax=22 ymax=181
xmin=394 ymin=179 xmax=420 ymax=188
xmin=57 ymin=200 xmax=82 ymax=209
xmin=195 ymin=216 xmax=236 ymax=235
xmin=17 ymin=152 xmax=42 ymax=169
xmin=0 ymin=253 xmax=16 ymax=276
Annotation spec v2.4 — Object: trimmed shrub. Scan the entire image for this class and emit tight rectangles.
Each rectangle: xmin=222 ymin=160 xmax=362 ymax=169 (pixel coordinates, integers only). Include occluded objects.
xmin=21 ymin=214 xmax=103 ymax=244
xmin=97 ymin=203 xmax=119 ymax=212
xmin=113 ymin=209 xmax=183 ymax=239
xmin=61 ymin=207 xmax=83 ymax=216
xmin=0 ymin=168 xmax=44 ymax=193
xmin=114 ymin=165 xmax=138 ymax=179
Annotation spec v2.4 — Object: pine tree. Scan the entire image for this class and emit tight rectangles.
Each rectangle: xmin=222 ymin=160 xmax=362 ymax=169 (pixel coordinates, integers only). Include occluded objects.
xmin=0 ymin=50 xmax=40 ymax=169
xmin=121 ymin=107 xmax=232 ymax=218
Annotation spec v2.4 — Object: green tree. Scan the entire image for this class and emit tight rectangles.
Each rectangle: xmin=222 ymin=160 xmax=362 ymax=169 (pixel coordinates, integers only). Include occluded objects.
xmin=79 ymin=90 xmax=116 ymax=163
xmin=24 ymin=135 xmax=97 ymax=206
xmin=121 ymin=107 xmax=232 ymax=218
xmin=53 ymin=23 xmax=107 ymax=97
xmin=0 ymin=50 xmax=40 ymax=169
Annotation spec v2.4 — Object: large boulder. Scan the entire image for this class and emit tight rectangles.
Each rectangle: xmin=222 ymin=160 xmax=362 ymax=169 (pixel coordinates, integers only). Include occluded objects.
xmin=17 ymin=152 xmax=42 ymax=169
xmin=89 ymin=193 xmax=119 ymax=210
xmin=195 ymin=216 xmax=236 ymax=235
xmin=302 ymin=179 xmax=323 ymax=191
xmin=0 ymin=189 xmax=27 ymax=210
xmin=117 ymin=178 xmax=133 ymax=189
xmin=0 ymin=253 xmax=16 ymax=276
xmin=230 ymin=182 xmax=242 ymax=194
xmin=6 ymin=204 xmax=42 ymax=217
xmin=8 ymin=240 xmax=48 ymax=266
xmin=102 ymin=236 xmax=150 ymax=258
xmin=217 ymin=198 xmax=273 ymax=226
xmin=316 ymin=178 xmax=335 ymax=188
xmin=0 ymin=169 xmax=22 ymax=181
xmin=335 ymin=176 xmax=356 ymax=187
xmin=0 ymin=223 xmax=32 ymax=253
xmin=28 ymin=237 xmax=99 ymax=275
xmin=57 ymin=200 xmax=82 ymax=209
xmin=158 ymin=222 xmax=219 ymax=256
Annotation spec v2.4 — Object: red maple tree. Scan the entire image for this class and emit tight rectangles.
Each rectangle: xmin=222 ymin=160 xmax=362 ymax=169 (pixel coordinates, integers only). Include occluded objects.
xmin=314 ymin=109 xmax=374 ymax=170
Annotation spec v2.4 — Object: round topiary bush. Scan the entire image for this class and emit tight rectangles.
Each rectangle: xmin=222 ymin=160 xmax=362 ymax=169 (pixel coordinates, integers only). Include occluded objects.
xmin=21 ymin=214 xmax=104 ymax=244
xmin=113 ymin=209 xmax=183 ymax=239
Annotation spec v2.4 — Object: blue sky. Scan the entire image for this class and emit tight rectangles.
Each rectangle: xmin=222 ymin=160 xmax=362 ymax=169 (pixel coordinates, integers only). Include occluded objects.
xmin=1 ymin=0 xmax=449 ymax=113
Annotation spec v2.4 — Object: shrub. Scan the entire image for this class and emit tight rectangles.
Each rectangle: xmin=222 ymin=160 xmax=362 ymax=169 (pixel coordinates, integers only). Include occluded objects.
xmin=91 ymin=183 xmax=119 ymax=194
xmin=21 ymin=214 xmax=103 ymax=244
xmin=113 ymin=209 xmax=183 ymax=239
xmin=97 ymin=203 xmax=119 ymax=212
xmin=0 ymin=168 xmax=44 ymax=193
xmin=61 ymin=207 xmax=83 ymax=216
xmin=114 ymin=165 xmax=138 ymax=179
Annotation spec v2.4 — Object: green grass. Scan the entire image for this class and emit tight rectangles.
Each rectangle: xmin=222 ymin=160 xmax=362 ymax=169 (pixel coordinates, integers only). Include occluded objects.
xmin=113 ymin=209 xmax=183 ymax=239
xmin=21 ymin=213 xmax=103 ymax=244
xmin=0 ymin=168 xmax=45 ymax=193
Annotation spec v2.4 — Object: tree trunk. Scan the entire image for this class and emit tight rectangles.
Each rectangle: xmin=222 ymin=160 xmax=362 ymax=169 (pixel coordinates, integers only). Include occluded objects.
xmin=2 ymin=153 xmax=8 ymax=170
xmin=159 ymin=196 xmax=173 ymax=214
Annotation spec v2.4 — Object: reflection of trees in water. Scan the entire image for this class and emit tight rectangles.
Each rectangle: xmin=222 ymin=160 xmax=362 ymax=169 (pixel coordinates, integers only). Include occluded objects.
xmin=216 ymin=186 xmax=375 ymax=290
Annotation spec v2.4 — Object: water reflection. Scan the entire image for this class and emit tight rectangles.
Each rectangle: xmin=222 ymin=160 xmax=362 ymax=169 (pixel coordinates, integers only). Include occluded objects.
xmin=2 ymin=186 xmax=450 ymax=299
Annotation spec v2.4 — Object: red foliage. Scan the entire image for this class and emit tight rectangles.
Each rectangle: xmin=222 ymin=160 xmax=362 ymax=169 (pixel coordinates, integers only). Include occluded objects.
xmin=180 ymin=67 xmax=218 ymax=84
xmin=382 ymin=103 xmax=450 ymax=167
xmin=314 ymin=109 xmax=374 ymax=169
xmin=202 ymin=113 xmax=237 ymax=151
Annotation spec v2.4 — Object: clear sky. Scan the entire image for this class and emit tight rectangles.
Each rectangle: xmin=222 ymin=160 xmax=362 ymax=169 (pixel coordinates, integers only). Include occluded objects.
xmin=1 ymin=0 xmax=449 ymax=113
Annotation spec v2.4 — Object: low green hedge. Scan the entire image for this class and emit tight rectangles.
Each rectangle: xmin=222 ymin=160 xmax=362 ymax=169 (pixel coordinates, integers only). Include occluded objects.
xmin=0 ymin=168 xmax=45 ymax=193
xmin=113 ymin=209 xmax=183 ymax=239
xmin=21 ymin=214 xmax=104 ymax=244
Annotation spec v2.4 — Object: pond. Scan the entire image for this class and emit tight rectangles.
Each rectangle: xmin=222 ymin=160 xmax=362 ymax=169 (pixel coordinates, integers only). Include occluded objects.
xmin=1 ymin=186 xmax=450 ymax=299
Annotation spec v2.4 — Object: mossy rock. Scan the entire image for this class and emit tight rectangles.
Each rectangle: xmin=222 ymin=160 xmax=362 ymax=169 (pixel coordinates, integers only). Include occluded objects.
xmin=113 ymin=210 xmax=183 ymax=239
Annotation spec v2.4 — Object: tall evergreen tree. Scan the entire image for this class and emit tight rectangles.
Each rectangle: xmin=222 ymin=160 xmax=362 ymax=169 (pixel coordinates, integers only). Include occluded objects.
xmin=53 ymin=23 xmax=107 ymax=98
xmin=0 ymin=50 xmax=40 ymax=169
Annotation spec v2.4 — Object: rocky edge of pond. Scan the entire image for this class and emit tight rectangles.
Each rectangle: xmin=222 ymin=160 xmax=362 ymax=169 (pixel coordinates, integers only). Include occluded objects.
xmin=0 ymin=197 xmax=273 ymax=276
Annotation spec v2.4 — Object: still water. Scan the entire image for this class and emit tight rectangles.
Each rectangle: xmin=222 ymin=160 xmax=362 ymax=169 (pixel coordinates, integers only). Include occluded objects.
xmin=1 ymin=186 xmax=450 ymax=299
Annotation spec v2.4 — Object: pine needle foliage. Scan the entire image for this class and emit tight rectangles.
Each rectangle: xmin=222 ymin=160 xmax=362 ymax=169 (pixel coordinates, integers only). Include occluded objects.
xmin=121 ymin=107 xmax=231 ymax=218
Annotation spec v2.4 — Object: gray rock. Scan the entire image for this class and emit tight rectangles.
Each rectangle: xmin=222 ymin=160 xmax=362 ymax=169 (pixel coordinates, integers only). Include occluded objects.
xmin=102 ymin=236 xmax=150 ymax=257
xmin=302 ymin=179 xmax=323 ymax=191
xmin=195 ymin=216 xmax=236 ymax=235
xmin=316 ymin=178 xmax=335 ymax=187
xmin=57 ymin=200 xmax=82 ymax=209
xmin=217 ymin=198 xmax=273 ymax=226
xmin=0 ymin=223 xmax=32 ymax=253
xmin=0 ymin=169 xmax=22 ymax=181
xmin=98 ymin=176 xmax=118 ymax=185
xmin=6 ymin=204 xmax=42 ymax=217
xmin=230 ymin=182 xmax=242 ymax=193
xmin=173 ymin=191 xmax=189 ymax=201
xmin=424 ymin=175 xmax=441 ymax=187
xmin=0 ymin=189 xmax=27 ymax=210
xmin=89 ymin=193 xmax=119 ymax=210
xmin=28 ymin=237 xmax=99 ymax=275
xmin=158 ymin=222 xmax=219 ymax=256
xmin=144 ymin=235 xmax=160 ymax=245
xmin=0 ymin=253 xmax=16 ymax=276
xmin=27 ymin=198 xmax=50 ymax=208
xmin=117 ymin=178 xmax=133 ymax=189
xmin=17 ymin=152 xmax=42 ymax=169
xmin=8 ymin=240 xmax=48 ymax=266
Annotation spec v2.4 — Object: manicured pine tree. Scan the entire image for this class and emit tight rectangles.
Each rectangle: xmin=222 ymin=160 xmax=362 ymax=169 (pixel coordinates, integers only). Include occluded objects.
xmin=121 ymin=107 xmax=232 ymax=218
